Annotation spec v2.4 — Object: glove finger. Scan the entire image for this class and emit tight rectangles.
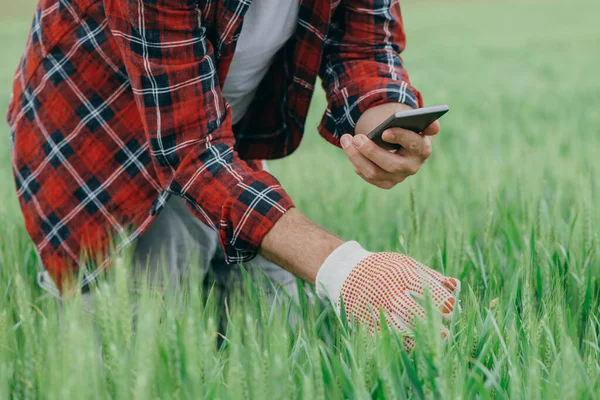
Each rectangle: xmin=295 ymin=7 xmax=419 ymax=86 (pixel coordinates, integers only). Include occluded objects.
xmin=403 ymin=337 xmax=416 ymax=353
xmin=383 ymin=253 xmax=427 ymax=296
xmin=440 ymin=324 xmax=450 ymax=340
xmin=383 ymin=254 xmax=459 ymax=321
xmin=442 ymin=277 xmax=461 ymax=294
xmin=386 ymin=253 xmax=460 ymax=299
xmin=411 ymin=271 xmax=458 ymax=322
xmin=416 ymin=263 xmax=462 ymax=296
xmin=387 ymin=290 xmax=426 ymax=331
xmin=400 ymin=253 xmax=461 ymax=295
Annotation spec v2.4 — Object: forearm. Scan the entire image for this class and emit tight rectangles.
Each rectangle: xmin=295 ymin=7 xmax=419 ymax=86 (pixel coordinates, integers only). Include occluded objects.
xmin=259 ymin=208 xmax=344 ymax=284
xmin=318 ymin=1 xmax=422 ymax=141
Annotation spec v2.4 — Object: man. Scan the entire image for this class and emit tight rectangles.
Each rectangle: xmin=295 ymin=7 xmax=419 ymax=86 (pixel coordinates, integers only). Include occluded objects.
xmin=7 ymin=0 xmax=460 ymax=344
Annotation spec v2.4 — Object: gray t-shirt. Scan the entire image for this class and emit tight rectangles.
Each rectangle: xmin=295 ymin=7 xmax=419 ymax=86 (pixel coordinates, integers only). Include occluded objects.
xmin=221 ymin=0 xmax=299 ymax=124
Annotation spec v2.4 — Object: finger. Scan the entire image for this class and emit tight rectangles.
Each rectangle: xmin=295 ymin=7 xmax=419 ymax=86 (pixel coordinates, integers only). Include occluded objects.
xmin=440 ymin=325 xmax=449 ymax=340
xmin=387 ymin=294 xmax=451 ymax=342
xmin=342 ymin=135 xmax=401 ymax=188
xmin=388 ymin=254 xmax=457 ymax=321
xmin=384 ymin=253 xmax=426 ymax=296
xmin=403 ymin=337 xmax=416 ymax=353
xmin=409 ymin=263 xmax=457 ymax=319
xmin=443 ymin=277 xmax=461 ymax=294
xmin=414 ymin=261 xmax=462 ymax=296
xmin=342 ymin=134 xmax=383 ymax=176
xmin=414 ymin=260 xmax=449 ymax=283
xmin=353 ymin=135 xmax=421 ymax=175
xmin=343 ymin=141 xmax=399 ymax=187
xmin=381 ymin=128 xmax=427 ymax=155
xmin=397 ymin=134 xmax=433 ymax=161
xmin=420 ymin=275 xmax=457 ymax=322
xmin=387 ymin=290 xmax=426 ymax=330
xmin=421 ymin=120 xmax=441 ymax=136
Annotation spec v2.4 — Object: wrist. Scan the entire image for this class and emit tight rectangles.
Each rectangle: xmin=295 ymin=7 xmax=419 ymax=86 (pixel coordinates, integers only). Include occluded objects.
xmin=315 ymin=241 xmax=372 ymax=303
xmin=260 ymin=208 xmax=344 ymax=284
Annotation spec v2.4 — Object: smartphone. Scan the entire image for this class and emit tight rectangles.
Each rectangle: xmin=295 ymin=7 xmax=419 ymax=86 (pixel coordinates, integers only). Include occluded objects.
xmin=366 ymin=105 xmax=449 ymax=151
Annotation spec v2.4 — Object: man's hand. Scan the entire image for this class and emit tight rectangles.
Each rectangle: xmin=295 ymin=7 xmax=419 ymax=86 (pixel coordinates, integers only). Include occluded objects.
xmin=261 ymin=211 xmax=460 ymax=350
xmin=316 ymin=241 xmax=460 ymax=350
xmin=341 ymin=103 xmax=440 ymax=189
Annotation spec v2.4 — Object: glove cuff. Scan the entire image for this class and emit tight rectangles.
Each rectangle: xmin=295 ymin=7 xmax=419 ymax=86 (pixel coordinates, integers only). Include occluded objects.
xmin=315 ymin=241 xmax=372 ymax=304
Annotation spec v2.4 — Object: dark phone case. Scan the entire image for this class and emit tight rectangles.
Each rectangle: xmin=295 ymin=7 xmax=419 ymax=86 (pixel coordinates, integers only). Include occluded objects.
xmin=366 ymin=105 xmax=449 ymax=151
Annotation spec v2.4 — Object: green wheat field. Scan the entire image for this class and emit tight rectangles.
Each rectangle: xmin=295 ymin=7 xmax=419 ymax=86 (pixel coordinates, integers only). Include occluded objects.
xmin=1 ymin=0 xmax=599 ymax=398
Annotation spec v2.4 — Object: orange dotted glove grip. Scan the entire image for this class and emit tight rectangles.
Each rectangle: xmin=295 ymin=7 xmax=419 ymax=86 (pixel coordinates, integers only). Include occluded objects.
xmin=316 ymin=242 xmax=460 ymax=350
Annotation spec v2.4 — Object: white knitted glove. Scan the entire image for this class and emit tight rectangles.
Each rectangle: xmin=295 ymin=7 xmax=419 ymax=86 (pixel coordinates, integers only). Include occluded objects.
xmin=316 ymin=241 xmax=460 ymax=349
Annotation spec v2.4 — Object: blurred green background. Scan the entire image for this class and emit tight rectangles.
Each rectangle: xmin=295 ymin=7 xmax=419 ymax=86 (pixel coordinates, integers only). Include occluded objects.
xmin=1 ymin=1 xmax=600 ymax=398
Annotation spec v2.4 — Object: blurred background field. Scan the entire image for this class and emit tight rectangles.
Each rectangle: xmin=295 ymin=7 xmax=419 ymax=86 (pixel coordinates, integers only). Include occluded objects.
xmin=1 ymin=0 xmax=599 ymax=398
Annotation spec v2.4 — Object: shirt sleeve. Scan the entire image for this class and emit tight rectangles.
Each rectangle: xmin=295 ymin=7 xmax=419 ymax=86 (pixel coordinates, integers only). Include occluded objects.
xmin=105 ymin=0 xmax=294 ymax=263
xmin=318 ymin=0 xmax=424 ymax=139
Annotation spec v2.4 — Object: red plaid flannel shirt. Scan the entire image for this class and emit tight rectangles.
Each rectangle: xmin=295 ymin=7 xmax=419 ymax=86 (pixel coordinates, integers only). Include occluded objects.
xmin=6 ymin=0 xmax=422 ymax=291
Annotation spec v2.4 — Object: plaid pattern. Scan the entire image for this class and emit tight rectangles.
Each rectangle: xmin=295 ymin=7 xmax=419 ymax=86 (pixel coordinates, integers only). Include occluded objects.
xmin=6 ymin=0 xmax=422 ymax=291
